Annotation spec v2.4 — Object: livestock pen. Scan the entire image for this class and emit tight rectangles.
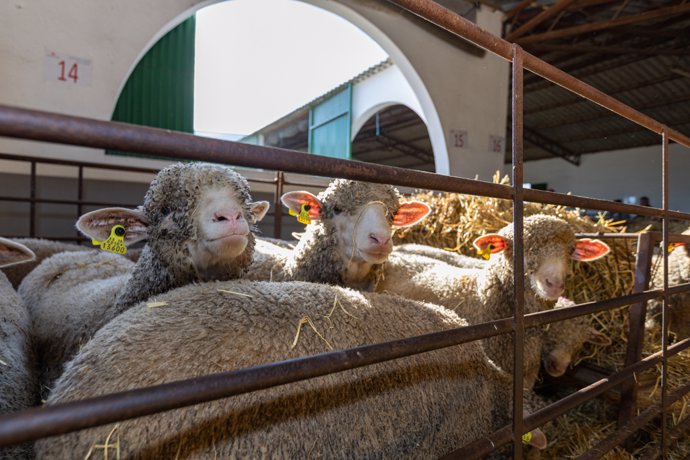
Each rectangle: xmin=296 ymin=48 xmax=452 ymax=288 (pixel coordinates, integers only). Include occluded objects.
xmin=1 ymin=0 xmax=690 ymax=458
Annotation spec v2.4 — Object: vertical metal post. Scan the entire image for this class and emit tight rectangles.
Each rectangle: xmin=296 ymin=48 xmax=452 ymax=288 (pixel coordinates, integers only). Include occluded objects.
xmin=29 ymin=160 xmax=36 ymax=237
xmin=617 ymin=232 xmax=654 ymax=431
xmin=660 ymin=129 xmax=670 ymax=458
xmin=273 ymin=171 xmax=285 ymax=239
xmin=511 ymin=43 xmax=525 ymax=459
xmin=77 ymin=165 xmax=84 ymax=242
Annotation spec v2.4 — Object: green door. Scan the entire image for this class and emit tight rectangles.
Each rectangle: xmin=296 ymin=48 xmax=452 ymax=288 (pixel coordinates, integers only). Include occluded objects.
xmin=308 ymin=84 xmax=352 ymax=159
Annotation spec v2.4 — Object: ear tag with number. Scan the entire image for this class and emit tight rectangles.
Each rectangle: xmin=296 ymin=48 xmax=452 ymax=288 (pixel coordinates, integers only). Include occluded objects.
xmin=92 ymin=224 xmax=127 ymax=255
xmin=289 ymin=204 xmax=312 ymax=225
xmin=476 ymin=243 xmax=493 ymax=260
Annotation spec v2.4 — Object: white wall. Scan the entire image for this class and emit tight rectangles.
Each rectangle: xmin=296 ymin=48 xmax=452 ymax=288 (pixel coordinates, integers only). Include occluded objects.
xmin=0 ymin=0 xmax=509 ymax=181
xmin=506 ymin=143 xmax=690 ymax=212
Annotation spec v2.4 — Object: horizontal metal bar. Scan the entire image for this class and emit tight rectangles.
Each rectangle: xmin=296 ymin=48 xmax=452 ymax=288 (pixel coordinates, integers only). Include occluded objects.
xmin=0 ymin=105 xmax=515 ymax=200
xmin=0 ymin=196 xmax=140 ymax=208
xmin=447 ymin=338 xmax=690 ymax=459
xmin=0 ymin=317 xmax=513 ymax=447
xmin=383 ymin=0 xmax=690 ymax=150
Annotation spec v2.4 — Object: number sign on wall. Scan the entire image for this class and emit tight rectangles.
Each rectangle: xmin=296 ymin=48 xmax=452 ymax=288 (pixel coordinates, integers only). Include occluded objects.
xmin=43 ymin=50 xmax=92 ymax=87
xmin=449 ymin=129 xmax=468 ymax=149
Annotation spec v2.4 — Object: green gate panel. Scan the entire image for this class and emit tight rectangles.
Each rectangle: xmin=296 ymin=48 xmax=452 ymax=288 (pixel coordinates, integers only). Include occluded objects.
xmin=308 ymin=84 xmax=352 ymax=159
xmin=108 ymin=16 xmax=195 ymax=158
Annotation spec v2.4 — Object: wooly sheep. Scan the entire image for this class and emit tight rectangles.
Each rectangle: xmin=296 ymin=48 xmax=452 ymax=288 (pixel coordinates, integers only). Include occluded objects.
xmin=379 ymin=214 xmax=610 ymax=389
xmin=394 ymin=243 xmax=488 ymax=269
xmin=245 ymin=179 xmax=430 ymax=291
xmin=0 ymin=238 xmax=141 ymax=289
xmin=648 ymin=229 xmax=690 ymax=340
xmin=37 ymin=280 xmax=547 ymax=459
xmin=19 ymin=162 xmax=269 ymax=394
xmin=0 ymin=238 xmax=38 ymax=459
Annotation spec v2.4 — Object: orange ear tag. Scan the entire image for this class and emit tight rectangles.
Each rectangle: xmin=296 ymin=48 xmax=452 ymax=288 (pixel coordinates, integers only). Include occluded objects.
xmin=668 ymin=242 xmax=685 ymax=253
xmin=91 ymin=225 xmax=127 ymax=255
xmin=289 ymin=204 xmax=312 ymax=225
xmin=476 ymin=243 xmax=493 ymax=260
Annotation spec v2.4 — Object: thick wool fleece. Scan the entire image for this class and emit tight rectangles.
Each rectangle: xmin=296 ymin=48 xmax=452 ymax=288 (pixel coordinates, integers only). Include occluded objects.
xmin=117 ymin=163 xmax=257 ymax=308
xmin=19 ymin=163 xmax=260 ymax=395
xmin=649 ymin=227 xmax=690 ymax=339
xmin=380 ymin=215 xmax=577 ymax=389
xmin=0 ymin=272 xmax=36 ymax=460
xmin=248 ymin=180 xmax=402 ymax=291
xmin=39 ymin=280 xmax=514 ymax=459
xmin=394 ymin=243 xmax=488 ymax=269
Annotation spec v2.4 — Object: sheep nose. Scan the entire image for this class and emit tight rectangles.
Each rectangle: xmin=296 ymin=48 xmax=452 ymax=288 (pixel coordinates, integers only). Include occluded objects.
xmin=369 ymin=233 xmax=391 ymax=247
xmin=213 ymin=210 xmax=243 ymax=222
xmin=545 ymin=277 xmax=564 ymax=292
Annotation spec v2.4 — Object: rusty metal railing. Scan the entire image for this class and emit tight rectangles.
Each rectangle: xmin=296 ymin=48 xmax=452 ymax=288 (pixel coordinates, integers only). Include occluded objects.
xmin=0 ymin=0 xmax=689 ymax=458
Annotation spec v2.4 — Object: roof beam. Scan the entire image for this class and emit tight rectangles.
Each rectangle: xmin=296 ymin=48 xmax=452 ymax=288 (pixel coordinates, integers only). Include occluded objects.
xmin=506 ymin=0 xmax=578 ymax=41
xmin=504 ymin=0 xmax=534 ymax=24
xmin=525 ymin=43 xmax=690 ymax=56
xmin=522 ymin=127 xmax=581 ymax=165
xmin=516 ymin=3 xmax=690 ymax=45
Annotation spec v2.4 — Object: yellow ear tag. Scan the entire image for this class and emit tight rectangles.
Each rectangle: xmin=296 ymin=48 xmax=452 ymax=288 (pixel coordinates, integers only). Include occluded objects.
xmin=476 ymin=243 xmax=493 ymax=260
xmin=289 ymin=204 xmax=312 ymax=225
xmin=522 ymin=432 xmax=532 ymax=445
xmin=91 ymin=224 xmax=127 ymax=255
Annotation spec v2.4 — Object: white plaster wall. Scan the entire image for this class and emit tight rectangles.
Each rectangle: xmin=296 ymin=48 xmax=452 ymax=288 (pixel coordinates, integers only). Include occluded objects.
xmin=0 ymin=0 xmax=509 ymax=181
xmin=505 ymin=143 xmax=690 ymax=212
xmin=350 ymin=63 xmax=425 ymax=137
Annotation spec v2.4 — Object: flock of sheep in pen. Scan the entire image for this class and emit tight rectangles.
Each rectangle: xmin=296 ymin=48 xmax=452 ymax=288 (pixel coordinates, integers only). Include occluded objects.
xmin=0 ymin=161 xmax=688 ymax=458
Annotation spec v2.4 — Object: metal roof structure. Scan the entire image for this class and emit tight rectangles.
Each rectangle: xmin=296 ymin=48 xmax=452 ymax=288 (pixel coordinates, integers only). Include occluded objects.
xmin=250 ymin=0 xmax=690 ymax=170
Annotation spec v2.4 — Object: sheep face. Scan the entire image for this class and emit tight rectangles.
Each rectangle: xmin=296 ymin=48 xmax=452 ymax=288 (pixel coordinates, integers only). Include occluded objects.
xmin=282 ymin=180 xmax=430 ymax=267
xmin=473 ymin=215 xmax=610 ymax=301
xmin=0 ymin=238 xmax=35 ymax=268
xmin=77 ymin=163 xmax=269 ymax=279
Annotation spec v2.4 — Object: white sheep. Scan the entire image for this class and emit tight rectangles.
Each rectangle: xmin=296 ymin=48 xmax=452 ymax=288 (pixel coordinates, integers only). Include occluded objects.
xmin=36 ymin=279 xmax=546 ymax=458
xmin=393 ymin=243 xmax=488 ymax=269
xmin=0 ymin=238 xmax=38 ymax=460
xmin=18 ymin=162 xmax=270 ymax=394
xmin=648 ymin=229 xmax=690 ymax=340
xmin=245 ymin=179 xmax=430 ymax=290
xmin=379 ymin=214 xmax=611 ymax=390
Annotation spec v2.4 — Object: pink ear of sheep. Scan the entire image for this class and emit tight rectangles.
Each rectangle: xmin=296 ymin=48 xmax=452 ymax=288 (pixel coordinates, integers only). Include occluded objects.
xmin=280 ymin=191 xmax=323 ymax=220
xmin=76 ymin=207 xmax=150 ymax=246
xmin=0 ymin=237 xmax=36 ymax=268
xmin=391 ymin=201 xmax=431 ymax=227
xmin=571 ymin=238 xmax=610 ymax=261
xmin=472 ymin=234 xmax=508 ymax=253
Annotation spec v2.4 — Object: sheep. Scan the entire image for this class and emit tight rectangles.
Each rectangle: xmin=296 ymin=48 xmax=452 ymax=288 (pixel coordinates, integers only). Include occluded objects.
xmin=379 ymin=214 xmax=611 ymax=390
xmin=0 ymin=237 xmax=142 ymax=288
xmin=648 ymin=229 xmax=690 ymax=340
xmin=0 ymin=238 xmax=38 ymax=459
xmin=36 ymin=279 xmax=546 ymax=458
xmin=245 ymin=179 xmax=430 ymax=291
xmin=18 ymin=162 xmax=270 ymax=395
xmin=393 ymin=243 xmax=488 ymax=269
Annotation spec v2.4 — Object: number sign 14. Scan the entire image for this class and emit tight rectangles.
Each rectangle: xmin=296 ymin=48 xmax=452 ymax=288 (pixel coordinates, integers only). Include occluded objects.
xmin=44 ymin=51 xmax=92 ymax=87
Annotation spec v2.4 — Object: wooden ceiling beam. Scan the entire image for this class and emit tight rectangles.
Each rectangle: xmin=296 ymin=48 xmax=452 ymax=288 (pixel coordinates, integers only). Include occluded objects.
xmin=525 ymin=43 xmax=690 ymax=56
xmin=516 ymin=2 xmax=690 ymax=45
xmin=504 ymin=0 xmax=534 ymax=24
xmin=506 ymin=0 xmax=578 ymax=41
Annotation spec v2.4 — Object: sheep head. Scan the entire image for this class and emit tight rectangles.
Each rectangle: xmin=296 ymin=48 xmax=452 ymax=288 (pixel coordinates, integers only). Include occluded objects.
xmin=473 ymin=215 xmax=610 ymax=300
xmin=282 ymin=179 xmax=430 ymax=266
xmin=0 ymin=238 xmax=35 ymax=268
xmin=77 ymin=163 xmax=269 ymax=281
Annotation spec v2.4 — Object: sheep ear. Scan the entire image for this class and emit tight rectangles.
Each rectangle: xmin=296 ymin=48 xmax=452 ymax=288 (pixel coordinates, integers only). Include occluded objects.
xmin=473 ymin=234 xmax=507 ymax=253
xmin=392 ymin=201 xmax=431 ymax=227
xmin=0 ymin=238 xmax=36 ymax=268
xmin=281 ymin=191 xmax=322 ymax=220
xmin=524 ymin=428 xmax=548 ymax=450
xmin=571 ymin=238 xmax=610 ymax=262
xmin=586 ymin=328 xmax=612 ymax=346
xmin=249 ymin=201 xmax=270 ymax=223
xmin=77 ymin=207 xmax=150 ymax=245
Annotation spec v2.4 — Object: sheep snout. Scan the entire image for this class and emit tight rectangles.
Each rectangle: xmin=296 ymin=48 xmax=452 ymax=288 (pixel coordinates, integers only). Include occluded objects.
xmin=544 ymin=349 xmax=571 ymax=377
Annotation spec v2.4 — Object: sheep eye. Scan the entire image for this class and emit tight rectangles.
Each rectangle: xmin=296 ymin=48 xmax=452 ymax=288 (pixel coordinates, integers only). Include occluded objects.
xmin=160 ymin=206 xmax=172 ymax=216
xmin=332 ymin=206 xmax=342 ymax=215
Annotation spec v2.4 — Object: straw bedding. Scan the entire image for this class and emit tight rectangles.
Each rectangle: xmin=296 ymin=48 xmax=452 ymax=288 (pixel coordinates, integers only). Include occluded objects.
xmin=393 ymin=173 xmax=690 ymax=458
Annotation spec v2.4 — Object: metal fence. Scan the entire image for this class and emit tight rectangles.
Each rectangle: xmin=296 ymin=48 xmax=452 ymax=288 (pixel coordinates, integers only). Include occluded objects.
xmin=0 ymin=0 xmax=690 ymax=458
